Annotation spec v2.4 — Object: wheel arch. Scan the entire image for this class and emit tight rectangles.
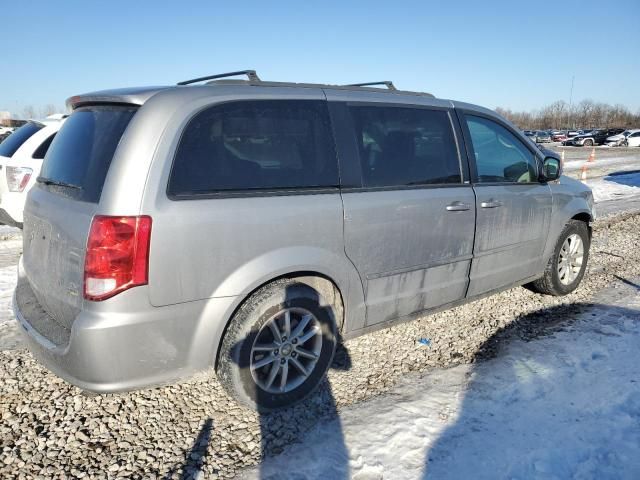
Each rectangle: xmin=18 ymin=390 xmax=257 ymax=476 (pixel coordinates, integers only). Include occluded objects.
xmin=543 ymin=201 xmax=593 ymax=266
xmin=213 ymin=270 xmax=346 ymax=370
xmin=571 ymin=211 xmax=593 ymax=238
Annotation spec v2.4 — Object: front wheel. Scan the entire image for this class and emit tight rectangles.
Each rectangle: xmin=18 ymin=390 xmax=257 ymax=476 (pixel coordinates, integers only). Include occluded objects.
xmin=217 ymin=279 xmax=338 ymax=411
xmin=583 ymin=139 xmax=594 ymax=147
xmin=527 ymin=220 xmax=590 ymax=296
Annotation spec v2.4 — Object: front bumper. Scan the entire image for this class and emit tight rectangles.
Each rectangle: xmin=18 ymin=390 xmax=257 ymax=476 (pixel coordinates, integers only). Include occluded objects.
xmin=14 ymin=258 xmax=238 ymax=393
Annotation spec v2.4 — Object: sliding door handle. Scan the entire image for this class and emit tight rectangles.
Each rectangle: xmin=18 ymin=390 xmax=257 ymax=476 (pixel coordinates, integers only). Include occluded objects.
xmin=446 ymin=201 xmax=471 ymax=212
xmin=480 ymin=200 xmax=502 ymax=208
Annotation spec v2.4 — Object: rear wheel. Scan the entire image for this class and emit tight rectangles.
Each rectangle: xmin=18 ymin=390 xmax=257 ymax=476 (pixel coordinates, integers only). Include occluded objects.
xmin=584 ymin=139 xmax=594 ymax=147
xmin=527 ymin=220 xmax=590 ymax=296
xmin=218 ymin=279 xmax=338 ymax=411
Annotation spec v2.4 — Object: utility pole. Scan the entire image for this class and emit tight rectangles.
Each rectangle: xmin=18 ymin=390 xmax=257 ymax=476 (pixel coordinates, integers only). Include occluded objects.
xmin=568 ymin=75 xmax=575 ymax=129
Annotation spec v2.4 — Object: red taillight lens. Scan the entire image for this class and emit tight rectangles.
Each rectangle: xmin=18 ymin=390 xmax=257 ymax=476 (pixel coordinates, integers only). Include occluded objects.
xmin=84 ymin=215 xmax=152 ymax=301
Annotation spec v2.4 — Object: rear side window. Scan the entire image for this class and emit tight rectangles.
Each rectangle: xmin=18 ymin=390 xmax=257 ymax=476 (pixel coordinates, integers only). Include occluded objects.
xmin=32 ymin=133 xmax=56 ymax=160
xmin=168 ymin=100 xmax=338 ymax=196
xmin=39 ymin=106 xmax=137 ymax=202
xmin=0 ymin=122 xmax=43 ymax=157
xmin=348 ymin=106 xmax=461 ymax=187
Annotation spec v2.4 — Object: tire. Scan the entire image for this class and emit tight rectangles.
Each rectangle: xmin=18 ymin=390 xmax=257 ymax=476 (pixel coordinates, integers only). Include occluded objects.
xmin=218 ymin=279 xmax=338 ymax=411
xmin=527 ymin=220 xmax=590 ymax=296
xmin=583 ymin=139 xmax=594 ymax=147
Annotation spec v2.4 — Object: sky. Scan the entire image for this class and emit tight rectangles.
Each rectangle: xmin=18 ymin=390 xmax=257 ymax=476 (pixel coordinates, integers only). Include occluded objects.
xmin=2 ymin=0 xmax=639 ymax=117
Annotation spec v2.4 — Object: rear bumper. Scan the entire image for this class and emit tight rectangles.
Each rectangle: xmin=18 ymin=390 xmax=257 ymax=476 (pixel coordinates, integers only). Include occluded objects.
xmin=14 ymin=258 xmax=238 ymax=393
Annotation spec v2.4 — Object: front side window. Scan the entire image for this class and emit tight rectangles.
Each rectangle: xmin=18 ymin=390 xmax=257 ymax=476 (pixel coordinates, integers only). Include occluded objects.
xmin=168 ymin=100 xmax=338 ymax=195
xmin=465 ymin=115 xmax=538 ymax=183
xmin=349 ymin=106 xmax=461 ymax=187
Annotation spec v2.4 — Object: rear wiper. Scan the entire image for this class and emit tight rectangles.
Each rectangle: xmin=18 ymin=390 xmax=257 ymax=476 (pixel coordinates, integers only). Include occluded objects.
xmin=36 ymin=176 xmax=82 ymax=190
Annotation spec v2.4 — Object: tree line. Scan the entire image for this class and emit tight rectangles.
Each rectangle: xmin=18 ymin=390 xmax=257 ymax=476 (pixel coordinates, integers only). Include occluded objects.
xmin=495 ymin=100 xmax=640 ymax=131
xmin=21 ymin=104 xmax=63 ymax=120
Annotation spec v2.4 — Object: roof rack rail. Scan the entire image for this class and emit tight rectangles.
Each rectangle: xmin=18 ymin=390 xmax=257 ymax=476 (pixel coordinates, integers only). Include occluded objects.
xmin=344 ymin=81 xmax=397 ymax=91
xmin=177 ymin=70 xmax=261 ymax=86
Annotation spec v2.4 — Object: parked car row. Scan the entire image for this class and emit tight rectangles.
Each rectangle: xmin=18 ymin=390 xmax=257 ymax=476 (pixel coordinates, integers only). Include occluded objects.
xmin=522 ymin=127 xmax=639 ymax=147
xmin=562 ymin=128 xmax=626 ymax=147
xmin=523 ymin=129 xmax=576 ymax=143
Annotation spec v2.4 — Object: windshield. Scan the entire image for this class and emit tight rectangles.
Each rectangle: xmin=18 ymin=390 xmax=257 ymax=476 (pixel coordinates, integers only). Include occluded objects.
xmin=0 ymin=122 xmax=43 ymax=157
xmin=39 ymin=105 xmax=137 ymax=202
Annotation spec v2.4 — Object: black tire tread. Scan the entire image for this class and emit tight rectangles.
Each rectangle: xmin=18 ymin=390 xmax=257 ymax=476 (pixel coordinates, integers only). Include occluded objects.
xmin=528 ymin=220 xmax=589 ymax=296
xmin=217 ymin=278 xmax=337 ymax=411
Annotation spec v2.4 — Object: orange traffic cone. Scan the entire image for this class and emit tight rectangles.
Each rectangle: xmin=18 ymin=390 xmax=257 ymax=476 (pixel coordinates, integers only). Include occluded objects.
xmin=580 ymin=164 xmax=588 ymax=182
xmin=588 ymin=148 xmax=595 ymax=163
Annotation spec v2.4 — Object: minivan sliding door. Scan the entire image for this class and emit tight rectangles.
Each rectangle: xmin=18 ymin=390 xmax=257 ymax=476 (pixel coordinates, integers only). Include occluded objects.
xmin=330 ymin=100 xmax=475 ymax=326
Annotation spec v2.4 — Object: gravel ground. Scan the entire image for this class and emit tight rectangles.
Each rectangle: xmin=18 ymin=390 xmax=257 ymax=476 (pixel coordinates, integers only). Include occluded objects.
xmin=1 ymin=212 xmax=640 ymax=479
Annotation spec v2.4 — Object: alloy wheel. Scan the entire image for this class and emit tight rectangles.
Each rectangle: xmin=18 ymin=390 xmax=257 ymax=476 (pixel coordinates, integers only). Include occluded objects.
xmin=558 ymin=234 xmax=584 ymax=285
xmin=250 ymin=308 xmax=323 ymax=394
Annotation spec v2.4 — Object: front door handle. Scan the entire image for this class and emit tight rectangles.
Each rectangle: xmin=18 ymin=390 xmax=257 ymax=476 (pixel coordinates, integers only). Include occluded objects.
xmin=480 ymin=200 xmax=503 ymax=208
xmin=446 ymin=201 xmax=471 ymax=212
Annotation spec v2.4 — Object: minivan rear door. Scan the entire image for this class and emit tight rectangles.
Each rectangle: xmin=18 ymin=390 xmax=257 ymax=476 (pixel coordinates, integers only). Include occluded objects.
xmin=22 ymin=105 xmax=137 ymax=331
xmin=329 ymin=96 xmax=475 ymax=326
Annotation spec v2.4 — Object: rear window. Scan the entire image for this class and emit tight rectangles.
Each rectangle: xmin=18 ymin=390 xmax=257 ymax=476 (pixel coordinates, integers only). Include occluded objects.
xmin=39 ymin=106 xmax=137 ymax=203
xmin=168 ymin=100 xmax=338 ymax=196
xmin=0 ymin=122 xmax=43 ymax=157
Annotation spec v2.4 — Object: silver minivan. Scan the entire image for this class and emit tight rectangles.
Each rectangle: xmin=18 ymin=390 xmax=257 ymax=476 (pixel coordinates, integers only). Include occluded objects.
xmin=14 ymin=71 xmax=594 ymax=410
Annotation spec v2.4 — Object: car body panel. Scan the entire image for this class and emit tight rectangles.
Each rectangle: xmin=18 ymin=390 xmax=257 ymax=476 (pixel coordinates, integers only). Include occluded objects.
xmin=342 ymin=186 xmax=476 ymax=326
xmin=468 ymin=183 xmax=552 ymax=296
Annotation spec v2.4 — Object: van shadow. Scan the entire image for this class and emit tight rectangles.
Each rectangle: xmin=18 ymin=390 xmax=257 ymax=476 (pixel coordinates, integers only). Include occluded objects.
xmin=232 ymin=282 xmax=352 ymax=479
xmin=603 ymin=169 xmax=640 ymax=188
xmin=421 ymin=300 xmax=640 ymax=479
xmin=251 ymin=346 xmax=351 ymax=479
xmin=164 ymin=418 xmax=213 ymax=480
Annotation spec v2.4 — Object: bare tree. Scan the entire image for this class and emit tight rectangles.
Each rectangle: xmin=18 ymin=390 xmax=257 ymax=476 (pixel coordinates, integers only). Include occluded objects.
xmin=42 ymin=104 xmax=57 ymax=117
xmin=495 ymin=99 xmax=640 ymax=130
xmin=22 ymin=105 xmax=36 ymax=120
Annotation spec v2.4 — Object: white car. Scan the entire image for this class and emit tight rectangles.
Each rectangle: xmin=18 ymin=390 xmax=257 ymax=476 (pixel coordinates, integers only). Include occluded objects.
xmin=605 ymin=129 xmax=640 ymax=147
xmin=626 ymin=130 xmax=640 ymax=147
xmin=0 ymin=117 xmax=66 ymax=227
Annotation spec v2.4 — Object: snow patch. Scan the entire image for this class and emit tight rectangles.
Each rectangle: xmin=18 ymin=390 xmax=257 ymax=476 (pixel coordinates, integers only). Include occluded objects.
xmin=241 ymin=290 xmax=640 ymax=479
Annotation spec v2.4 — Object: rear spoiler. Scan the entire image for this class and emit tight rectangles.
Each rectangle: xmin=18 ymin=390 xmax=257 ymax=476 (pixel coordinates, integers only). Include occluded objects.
xmin=66 ymin=86 xmax=170 ymax=110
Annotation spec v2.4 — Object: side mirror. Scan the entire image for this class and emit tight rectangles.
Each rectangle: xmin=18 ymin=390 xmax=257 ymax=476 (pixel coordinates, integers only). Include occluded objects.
xmin=542 ymin=156 xmax=561 ymax=181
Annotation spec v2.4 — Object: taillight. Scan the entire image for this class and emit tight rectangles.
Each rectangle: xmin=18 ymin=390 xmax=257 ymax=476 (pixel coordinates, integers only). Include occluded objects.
xmin=6 ymin=166 xmax=33 ymax=192
xmin=84 ymin=216 xmax=152 ymax=301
